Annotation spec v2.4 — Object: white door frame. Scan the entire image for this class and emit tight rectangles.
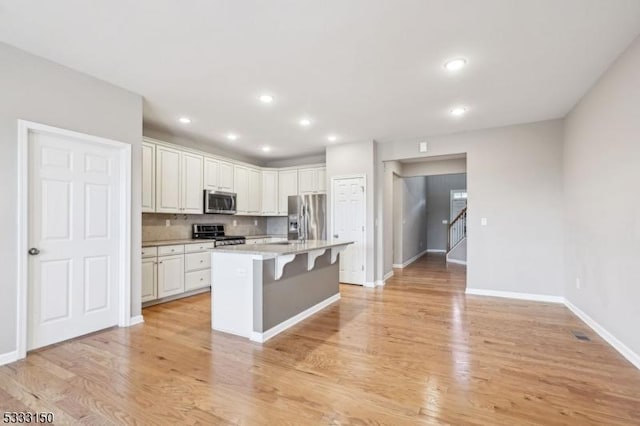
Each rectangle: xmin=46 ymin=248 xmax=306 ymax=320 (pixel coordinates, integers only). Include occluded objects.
xmin=16 ymin=120 xmax=132 ymax=360
xmin=330 ymin=174 xmax=367 ymax=285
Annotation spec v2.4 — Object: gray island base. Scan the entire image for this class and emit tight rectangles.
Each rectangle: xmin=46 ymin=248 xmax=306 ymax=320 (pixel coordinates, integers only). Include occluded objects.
xmin=210 ymin=240 xmax=353 ymax=342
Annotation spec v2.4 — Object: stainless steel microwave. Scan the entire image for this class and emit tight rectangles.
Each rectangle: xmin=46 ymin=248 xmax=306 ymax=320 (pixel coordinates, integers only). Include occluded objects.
xmin=203 ymin=190 xmax=237 ymax=214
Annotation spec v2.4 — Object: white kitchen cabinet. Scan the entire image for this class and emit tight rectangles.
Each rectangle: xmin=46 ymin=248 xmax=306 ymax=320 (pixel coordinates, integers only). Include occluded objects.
xmin=205 ymin=158 xmax=234 ymax=192
xmin=181 ymin=152 xmax=204 ymax=214
xmin=248 ymin=168 xmax=262 ymax=214
xmin=156 ymin=146 xmax=204 ymax=214
xmin=204 ymin=157 xmax=220 ymax=190
xmin=278 ymin=170 xmax=298 ymax=215
xmin=157 ymin=254 xmax=185 ymax=298
xmin=234 ymin=165 xmax=249 ymax=214
xmin=261 ymin=170 xmax=278 ymax=215
xmin=219 ymin=160 xmax=234 ymax=191
xmin=141 ymin=257 xmax=157 ymax=302
xmin=246 ymin=238 xmax=266 ymax=245
xmin=156 ymin=146 xmax=182 ymax=213
xmin=142 ymin=142 xmax=156 ymax=212
xmin=298 ymin=167 xmax=326 ymax=194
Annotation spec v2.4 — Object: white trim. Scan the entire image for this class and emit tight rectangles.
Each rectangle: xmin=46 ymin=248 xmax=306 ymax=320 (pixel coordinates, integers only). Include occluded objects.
xmin=129 ymin=315 xmax=145 ymax=326
xmin=465 ymin=288 xmax=564 ymax=304
xmin=392 ymin=248 xmax=428 ymax=269
xmin=250 ymin=293 xmax=341 ymax=343
xmin=447 ymin=258 xmax=467 ymax=266
xmin=564 ymin=300 xmax=640 ymax=370
xmin=384 ymin=270 xmax=394 ymax=281
xmin=427 ymin=249 xmax=446 ymax=253
xmin=364 ymin=281 xmax=375 ymax=288
xmin=0 ymin=350 xmax=20 ymax=367
xmin=330 ymin=174 xmax=367 ymax=285
xmin=16 ymin=120 xmax=132 ymax=360
xmin=375 ymin=270 xmax=395 ymax=286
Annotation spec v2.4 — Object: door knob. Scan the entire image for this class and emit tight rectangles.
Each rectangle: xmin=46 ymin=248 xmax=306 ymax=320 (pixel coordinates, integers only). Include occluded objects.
xmin=333 ymin=234 xmax=339 ymax=238
xmin=28 ymin=248 xmax=40 ymax=255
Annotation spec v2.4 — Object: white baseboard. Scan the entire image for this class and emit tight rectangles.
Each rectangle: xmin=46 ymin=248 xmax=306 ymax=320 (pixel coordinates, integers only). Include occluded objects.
xmin=465 ymin=289 xmax=640 ymax=370
xmin=250 ymin=293 xmax=341 ymax=343
xmin=564 ymin=300 xmax=640 ymax=370
xmin=129 ymin=315 xmax=144 ymax=326
xmin=364 ymin=281 xmax=376 ymax=288
xmin=447 ymin=258 xmax=467 ymax=265
xmin=0 ymin=350 xmax=19 ymax=367
xmin=373 ymin=270 xmax=395 ymax=287
xmin=392 ymin=249 xmax=428 ymax=269
xmin=465 ymin=288 xmax=564 ymax=303
xmin=427 ymin=249 xmax=446 ymax=253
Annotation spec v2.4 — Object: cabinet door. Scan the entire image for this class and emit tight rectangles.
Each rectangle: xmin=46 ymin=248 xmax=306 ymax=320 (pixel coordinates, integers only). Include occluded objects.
xmin=157 ymin=254 xmax=185 ymax=298
xmin=316 ymin=167 xmax=327 ymax=193
xmin=234 ymin=166 xmax=249 ymax=214
xmin=248 ymin=168 xmax=262 ymax=214
xmin=181 ymin=152 xmax=204 ymax=214
xmin=204 ymin=157 xmax=219 ymax=190
xmin=156 ymin=146 xmax=181 ymax=213
xmin=261 ymin=171 xmax=278 ymax=215
xmin=141 ymin=142 xmax=155 ymax=212
xmin=141 ymin=257 xmax=157 ymax=302
xmin=298 ymin=168 xmax=317 ymax=194
xmin=278 ymin=170 xmax=298 ymax=215
xmin=219 ymin=161 xmax=234 ymax=191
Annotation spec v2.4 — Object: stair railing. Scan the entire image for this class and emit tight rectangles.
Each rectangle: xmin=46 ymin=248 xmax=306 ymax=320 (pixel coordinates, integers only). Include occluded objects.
xmin=447 ymin=207 xmax=467 ymax=252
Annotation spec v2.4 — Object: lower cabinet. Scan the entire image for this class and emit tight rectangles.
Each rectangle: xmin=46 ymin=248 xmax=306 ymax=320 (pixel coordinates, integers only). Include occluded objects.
xmin=158 ymin=254 xmax=185 ymax=298
xmin=141 ymin=257 xmax=157 ymax=302
xmin=142 ymin=242 xmax=213 ymax=305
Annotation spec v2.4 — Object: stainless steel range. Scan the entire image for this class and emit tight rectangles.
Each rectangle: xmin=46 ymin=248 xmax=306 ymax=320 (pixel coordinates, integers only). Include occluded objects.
xmin=192 ymin=224 xmax=246 ymax=247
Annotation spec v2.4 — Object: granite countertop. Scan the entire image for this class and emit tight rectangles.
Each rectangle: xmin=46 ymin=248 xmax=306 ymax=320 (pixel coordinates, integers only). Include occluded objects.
xmin=142 ymin=235 xmax=288 ymax=247
xmin=211 ymin=240 xmax=353 ymax=259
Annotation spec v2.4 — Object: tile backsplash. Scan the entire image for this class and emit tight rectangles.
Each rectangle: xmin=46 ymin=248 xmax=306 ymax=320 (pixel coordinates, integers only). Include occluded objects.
xmin=142 ymin=213 xmax=271 ymax=242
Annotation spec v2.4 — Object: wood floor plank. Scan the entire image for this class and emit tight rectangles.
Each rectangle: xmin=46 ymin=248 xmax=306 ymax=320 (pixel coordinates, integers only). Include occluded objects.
xmin=1 ymin=253 xmax=639 ymax=425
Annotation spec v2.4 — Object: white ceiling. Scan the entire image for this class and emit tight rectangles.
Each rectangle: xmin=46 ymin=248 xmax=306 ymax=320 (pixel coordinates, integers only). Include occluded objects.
xmin=1 ymin=1 xmax=640 ymax=160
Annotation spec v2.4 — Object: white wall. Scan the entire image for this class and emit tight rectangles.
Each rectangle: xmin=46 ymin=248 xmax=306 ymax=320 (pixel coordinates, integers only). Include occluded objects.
xmin=326 ymin=141 xmax=377 ymax=285
xmin=400 ymin=176 xmax=428 ymax=263
xmin=402 ymin=158 xmax=467 ymax=177
xmin=378 ymin=120 xmax=565 ymax=296
xmin=564 ymin=35 xmax=640 ymax=356
xmin=0 ymin=42 xmax=143 ymax=356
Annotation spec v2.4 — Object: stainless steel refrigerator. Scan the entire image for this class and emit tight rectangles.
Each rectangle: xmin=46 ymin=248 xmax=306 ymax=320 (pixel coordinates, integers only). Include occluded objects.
xmin=288 ymin=194 xmax=327 ymax=240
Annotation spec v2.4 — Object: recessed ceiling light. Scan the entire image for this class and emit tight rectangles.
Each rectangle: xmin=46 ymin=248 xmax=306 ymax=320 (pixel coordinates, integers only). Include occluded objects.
xmin=227 ymin=133 xmax=238 ymax=141
xmin=327 ymin=135 xmax=338 ymax=142
xmin=179 ymin=117 xmax=191 ymax=124
xmin=259 ymin=94 xmax=274 ymax=104
xmin=444 ymin=58 xmax=467 ymax=71
xmin=299 ymin=118 xmax=312 ymax=127
xmin=262 ymin=146 xmax=271 ymax=152
xmin=450 ymin=106 xmax=468 ymax=116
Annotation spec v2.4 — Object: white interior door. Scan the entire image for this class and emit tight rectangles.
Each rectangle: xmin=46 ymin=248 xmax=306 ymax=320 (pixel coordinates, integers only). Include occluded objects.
xmin=332 ymin=177 xmax=365 ymax=285
xmin=28 ymin=130 xmax=121 ymax=350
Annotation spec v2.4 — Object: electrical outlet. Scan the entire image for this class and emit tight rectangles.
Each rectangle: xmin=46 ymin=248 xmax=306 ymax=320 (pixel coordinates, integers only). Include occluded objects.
xmin=165 ymin=219 xmax=170 ymax=227
xmin=232 ymin=219 xmax=237 ymax=227
xmin=419 ymin=141 xmax=428 ymax=152
xmin=576 ymin=277 xmax=581 ymax=289
xmin=481 ymin=217 xmax=488 ymax=226
xmin=254 ymin=219 xmax=258 ymax=226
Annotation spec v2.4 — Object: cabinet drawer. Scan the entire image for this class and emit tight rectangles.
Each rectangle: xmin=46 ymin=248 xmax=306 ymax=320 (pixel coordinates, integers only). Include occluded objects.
xmin=185 ymin=242 xmax=214 ymax=253
xmin=185 ymin=269 xmax=211 ymax=291
xmin=158 ymin=244 xmax=185 ymax=256
xmin=185 ymin=251 xmax=211 ymax=271
xmin=246 ymin=238 xmax=265 ymax=245
xmin=141 ymin=246 xmax=158 ymax=258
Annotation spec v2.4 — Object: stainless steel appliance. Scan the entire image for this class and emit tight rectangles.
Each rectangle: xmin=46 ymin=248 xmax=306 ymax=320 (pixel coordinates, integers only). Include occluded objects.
xmin=288 ymin=194 xmax=326 ymax=241
xmin=203 ymin=190 xmax=237 ymax=214
xmin=192 ymin=224 xmax=245 ymax=246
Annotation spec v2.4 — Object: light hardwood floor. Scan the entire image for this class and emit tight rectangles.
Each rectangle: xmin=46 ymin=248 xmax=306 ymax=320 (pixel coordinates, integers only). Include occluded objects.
xmin=1 ymin=253 xmax=640 ymax=425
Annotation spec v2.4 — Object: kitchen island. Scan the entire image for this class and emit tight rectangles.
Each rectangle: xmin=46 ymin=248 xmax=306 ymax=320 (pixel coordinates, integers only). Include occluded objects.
xmin=210 ymin=240 xmax=352 ymax=342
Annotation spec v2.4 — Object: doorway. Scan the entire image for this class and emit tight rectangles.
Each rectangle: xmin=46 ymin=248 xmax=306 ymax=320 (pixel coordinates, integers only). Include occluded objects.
xmin=18 ymin=121 xmax=131 ymax=357
xmin=331 ymin=176 xmax=366 ymax=285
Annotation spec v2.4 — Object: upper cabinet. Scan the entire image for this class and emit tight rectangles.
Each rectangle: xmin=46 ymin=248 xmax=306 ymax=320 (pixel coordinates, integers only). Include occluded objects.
xmin=278 ymin=170 xmax=298 ymax=215
xmin=204 ymin=157 xmax=234 ymax=192
xmin=142 ymin=141 xmax=155 ymax=212
xmin=298 ymin=167 xmax=326 ymax=194
xmin=156 ymin=145 xmax=203 ymax=214
xmin=261 ymin=170 xmax=278 ymax=216
xmin=143 ymin=138 xmax=324 ymax=216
